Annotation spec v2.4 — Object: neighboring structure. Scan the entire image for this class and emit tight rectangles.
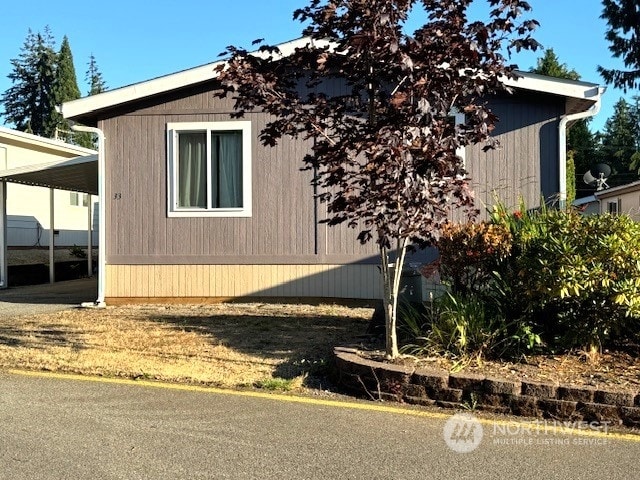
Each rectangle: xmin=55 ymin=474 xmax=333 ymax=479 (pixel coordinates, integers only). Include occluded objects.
xmin=59 ymin=38 xmax=604 ymax=303
xmin=574 ymin=180 xmax=640 ymax=221
xmin=573 ymin=195 xmax=600 ymax=216
xmin=0 ymin=127 xmax=98 ymax=247
xmin=0 ymin=127 xmax=98 ymax=287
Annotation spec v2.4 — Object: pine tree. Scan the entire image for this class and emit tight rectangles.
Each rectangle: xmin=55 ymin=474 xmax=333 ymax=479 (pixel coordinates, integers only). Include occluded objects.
xmin=598 ymin=0 xmax=640 ymax=91
xmin=570 ymin=120 xmax=600 ymax=197
xmin=86 ymin=54 xmax=106 ymax=95
xmin=1 ymin=27 xmax=58 ymax=137
xmin=531 ymin=48 xmax=580 ymax=80
xmin=53 ymin=35 xmax=90 ymax=146
xmin=599 ymin=97 xmax=640 ymax=185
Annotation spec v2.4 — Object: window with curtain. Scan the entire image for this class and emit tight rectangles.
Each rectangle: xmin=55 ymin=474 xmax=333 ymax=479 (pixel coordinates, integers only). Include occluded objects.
xmin=167 ymin=121 xmax=252 ymax=217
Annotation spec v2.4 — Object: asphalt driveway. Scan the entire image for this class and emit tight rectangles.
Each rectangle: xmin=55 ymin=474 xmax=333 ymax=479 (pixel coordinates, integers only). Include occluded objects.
xmin=0 ymin=277 xmax=97 ymax=317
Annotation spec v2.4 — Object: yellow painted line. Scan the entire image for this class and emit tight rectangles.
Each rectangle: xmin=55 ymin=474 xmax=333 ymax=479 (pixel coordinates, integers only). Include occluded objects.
xmin=7 ymin=368 xmax=449 ymax=418
xmin=7 ymin=369 xmax=640 ymax=443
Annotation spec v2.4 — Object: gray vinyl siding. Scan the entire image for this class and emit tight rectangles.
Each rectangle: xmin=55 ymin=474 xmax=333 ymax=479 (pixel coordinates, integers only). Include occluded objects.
xmin=466 ymin=92 xmax=563 ymax=217
xmin=99 ymin=84 xmax=564 ymax=265
xmin=100 ymin=82 xmax=378 ymax=265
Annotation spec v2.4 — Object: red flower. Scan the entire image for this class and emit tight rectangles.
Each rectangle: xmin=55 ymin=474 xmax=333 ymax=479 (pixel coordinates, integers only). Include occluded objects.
xmin=513 ymin=210 xmax=523 ymax=220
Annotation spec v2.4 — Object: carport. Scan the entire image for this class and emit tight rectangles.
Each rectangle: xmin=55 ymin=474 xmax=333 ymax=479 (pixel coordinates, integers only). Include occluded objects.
xmin=0 ymin=154 xmax=98 ymax=296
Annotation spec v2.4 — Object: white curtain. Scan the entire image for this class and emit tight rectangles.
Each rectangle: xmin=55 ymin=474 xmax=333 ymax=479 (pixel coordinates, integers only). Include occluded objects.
xmin=212 ymin=131 xmax=243 ymax=208
xmin=178 ymin=132 xmax=206 ymax=208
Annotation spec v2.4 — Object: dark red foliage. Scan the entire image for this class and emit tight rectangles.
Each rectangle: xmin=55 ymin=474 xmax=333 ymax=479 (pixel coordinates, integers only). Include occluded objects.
xmin=215 ymin=0 xmax=540 ymax=250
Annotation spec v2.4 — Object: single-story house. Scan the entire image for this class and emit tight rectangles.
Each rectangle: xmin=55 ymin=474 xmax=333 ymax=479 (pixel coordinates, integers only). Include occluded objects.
xmin=58 ymin=38 xmax=604 ymax=304
xmin=0 ymin=127 xmax=98 ymax=286
xmin=574 ymin=179 xmax=640 ymax=220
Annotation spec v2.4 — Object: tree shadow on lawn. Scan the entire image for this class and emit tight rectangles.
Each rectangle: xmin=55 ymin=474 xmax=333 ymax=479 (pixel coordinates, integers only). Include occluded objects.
xmin=0 ymin=323 xmax=85 ymax=350
xmin=147 ymin=308 xmax=375 ymax=388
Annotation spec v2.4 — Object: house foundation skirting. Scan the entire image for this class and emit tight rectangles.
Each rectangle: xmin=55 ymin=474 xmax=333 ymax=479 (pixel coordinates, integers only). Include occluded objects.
xmin=105 ymin=264 xmax=383 ymax=301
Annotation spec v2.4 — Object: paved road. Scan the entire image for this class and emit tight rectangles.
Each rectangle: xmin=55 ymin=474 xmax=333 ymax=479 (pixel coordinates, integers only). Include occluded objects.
xmin=1 ymin=371 xmax=638 ymax=479
xmin=0 ymin=278 xmax=97 ymax=317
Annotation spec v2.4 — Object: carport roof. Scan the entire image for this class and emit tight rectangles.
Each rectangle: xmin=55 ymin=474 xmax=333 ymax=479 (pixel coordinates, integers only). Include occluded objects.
xmin=0 ymin=154 xmax=98 ymax=195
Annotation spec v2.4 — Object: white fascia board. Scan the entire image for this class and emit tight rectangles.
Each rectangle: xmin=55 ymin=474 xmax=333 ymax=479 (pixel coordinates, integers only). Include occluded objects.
xmin=0 ymin=126 xmax=97 ymax=156
xmin=62 ymin=36 xmax=600 ymax=120
xmin=503 ymin=71 xmax=601 ymax=101
xmin=0 ymin=153 xmax=97 ymax=177
xmin=62 ymin=37 xmax=331 ymax=121
xmin=62 ymin=60 xmax=225 ymax=120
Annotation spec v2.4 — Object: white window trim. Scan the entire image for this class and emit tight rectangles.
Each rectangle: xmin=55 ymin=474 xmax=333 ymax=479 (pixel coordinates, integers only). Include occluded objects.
xmin=606 ymin=199 xmax=621 ymax=215
xmin=167 ymin=121 xmax=252 ymax=218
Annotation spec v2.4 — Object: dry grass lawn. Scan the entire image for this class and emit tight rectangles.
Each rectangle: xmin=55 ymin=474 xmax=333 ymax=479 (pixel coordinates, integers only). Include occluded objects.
xmin=0 ymin=303 xmax=372 ymax=390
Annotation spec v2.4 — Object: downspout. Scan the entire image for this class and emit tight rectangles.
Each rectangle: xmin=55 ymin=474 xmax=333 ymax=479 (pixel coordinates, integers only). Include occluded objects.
xmin=71 ymin=124 xmax=106 ymax=308
xmin=558 ymin=86 xmax=606 ymax=207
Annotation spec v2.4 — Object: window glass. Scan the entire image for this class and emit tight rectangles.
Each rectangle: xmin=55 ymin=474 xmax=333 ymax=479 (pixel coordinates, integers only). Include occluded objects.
xmin=177 ymin=132 xmax=207 ymax=208
xmin=168 ymin=121 xmax=251 ymax=217
xmin=211 ymin=131 xmax=243 ymax=208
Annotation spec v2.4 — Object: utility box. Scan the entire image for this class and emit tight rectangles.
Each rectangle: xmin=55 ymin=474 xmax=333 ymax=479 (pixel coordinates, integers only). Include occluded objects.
xmin=386 ymin=264 xmax=424 ymax=303
xmin=398 ymin=268 xmax=423 ymax=303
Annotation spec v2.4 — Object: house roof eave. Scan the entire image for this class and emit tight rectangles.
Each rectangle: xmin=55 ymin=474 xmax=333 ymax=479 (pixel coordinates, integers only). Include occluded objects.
xmin=62 ymin=37 xmax=602 ymax=122
xmin=594 ymin=179 xmax=640 ymax=199
xmin=0 ymin=126 xmax=97 ymax=157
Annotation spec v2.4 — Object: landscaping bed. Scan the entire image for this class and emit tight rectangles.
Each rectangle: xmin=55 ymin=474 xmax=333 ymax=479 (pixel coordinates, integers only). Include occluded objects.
xmin=334 ymin=347 xmax=640 ymax=427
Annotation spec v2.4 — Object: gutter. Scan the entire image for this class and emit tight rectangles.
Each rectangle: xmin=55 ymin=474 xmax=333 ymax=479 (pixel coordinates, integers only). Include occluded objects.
xmin=71 ymin=124 xmax=107 ymax=308
xmin=558 ymin=86 xmax=606 ymax=207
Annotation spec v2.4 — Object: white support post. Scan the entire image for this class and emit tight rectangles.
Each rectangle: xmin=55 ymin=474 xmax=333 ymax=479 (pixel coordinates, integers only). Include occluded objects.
xmin=87 ymin=194 xmax=93 ymax=277
xmin=72 ymin=124 xmax=106 ymax=307
xmin=49 ymin=188 xmax=55 ymax=284
xmin=0 ymin=181 xmax=7 ymax=288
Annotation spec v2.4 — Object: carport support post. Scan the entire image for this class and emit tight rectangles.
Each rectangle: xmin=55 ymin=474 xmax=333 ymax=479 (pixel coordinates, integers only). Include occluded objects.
xmin=0 ymin=180 xmax=7 ymax=288
xmin=87 ymin=194 xmax=92 ymax=277
xmin=49 ymin=188 xmax=54 ymax=284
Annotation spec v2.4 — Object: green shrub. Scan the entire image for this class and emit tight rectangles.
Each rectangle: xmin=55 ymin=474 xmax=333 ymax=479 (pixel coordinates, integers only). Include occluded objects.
xmin=435 ymin=200 xmax=640 ymax=352
xmin=68 ymin=244 xmax=87 ymax=259
xmin=510 ymin=209 xmax=640 ymax=348
xmin=400 ymin=291 xmax=541 ymax=363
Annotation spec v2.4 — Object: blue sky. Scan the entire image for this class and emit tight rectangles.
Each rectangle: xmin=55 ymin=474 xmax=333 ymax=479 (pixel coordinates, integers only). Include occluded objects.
xmin=0 ymin=0 xmax=632 ymax=132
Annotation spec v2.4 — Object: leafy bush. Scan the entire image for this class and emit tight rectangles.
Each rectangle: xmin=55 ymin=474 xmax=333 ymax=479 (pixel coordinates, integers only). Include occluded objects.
xmin=432 ymin=201 xmax=640 ymax=354
xmin=438 ymin=221 xmax=512 ymax=295
xmin=507 ymin=209 xmax=640 ymax=348
xmin=68 ymin=244 xmax=87 ymax=259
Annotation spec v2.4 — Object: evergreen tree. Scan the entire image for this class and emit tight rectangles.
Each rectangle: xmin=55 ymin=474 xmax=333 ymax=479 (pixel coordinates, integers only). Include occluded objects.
xmin=566 ymin=150 xmax=577 ymax=204
xmin=531 ymin=48 xmax=580 ymax=80
xmin=53 ymin=35 xmax=90 ymax=146
xmin=570 ymin=120 xmax=600 ymax=197
xmin=598 ymin=97 xmax=640 ymax=185
xmin=598 ymin=0 xmax=640 ymax=91
xmin=1 ymin=27 xmax=58 ymax=137
xmin=530 ymin=48 xmax=596 ymax=198
xmin=86 ymin=54 xmax=107 ymax=95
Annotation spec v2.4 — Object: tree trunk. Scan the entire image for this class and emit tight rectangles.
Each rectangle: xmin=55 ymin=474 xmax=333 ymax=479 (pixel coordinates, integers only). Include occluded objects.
xmin=379 ymin=238 xmax=409 ymax=359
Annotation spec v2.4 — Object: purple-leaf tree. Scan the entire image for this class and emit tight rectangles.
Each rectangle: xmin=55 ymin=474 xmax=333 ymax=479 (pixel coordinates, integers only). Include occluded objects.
xmin=215 ymin=0 xmax=540 ymax=358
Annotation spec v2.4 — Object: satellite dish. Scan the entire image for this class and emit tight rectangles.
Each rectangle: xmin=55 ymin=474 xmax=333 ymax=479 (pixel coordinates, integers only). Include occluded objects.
xmin=583 ymin=163 xmax=611 ymax=191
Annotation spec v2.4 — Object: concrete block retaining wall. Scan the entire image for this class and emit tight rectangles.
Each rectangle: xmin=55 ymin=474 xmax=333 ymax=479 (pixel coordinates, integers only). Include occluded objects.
xmin=334 ymin=348 xmax=640 ymax=427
